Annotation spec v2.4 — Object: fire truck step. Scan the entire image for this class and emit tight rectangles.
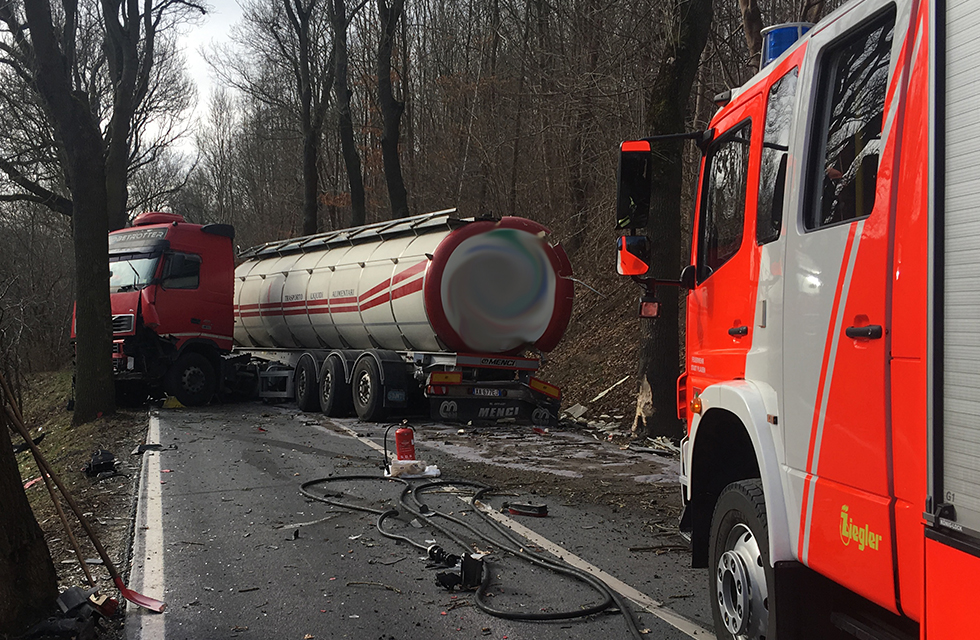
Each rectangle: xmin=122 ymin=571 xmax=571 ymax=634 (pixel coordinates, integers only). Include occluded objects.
xmin=830 ymin=612 xmax=916 ymax=640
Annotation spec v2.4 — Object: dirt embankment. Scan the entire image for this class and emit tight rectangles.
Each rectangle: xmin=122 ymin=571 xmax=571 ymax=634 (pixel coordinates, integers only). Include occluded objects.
xmin=13 ymin=371 xmax=148 ymax=636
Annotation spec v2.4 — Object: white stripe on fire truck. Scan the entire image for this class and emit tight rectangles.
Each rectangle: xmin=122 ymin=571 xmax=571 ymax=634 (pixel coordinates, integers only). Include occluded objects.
xmin=801 ymin=221 xmax=864 ymax=563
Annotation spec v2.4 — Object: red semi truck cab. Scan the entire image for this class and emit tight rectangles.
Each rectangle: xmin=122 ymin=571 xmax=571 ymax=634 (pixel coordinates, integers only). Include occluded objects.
xmin=616 ymin=0 xmax=980 ymax=637
xmin=101 ymin=212 xmax=235 ymax=404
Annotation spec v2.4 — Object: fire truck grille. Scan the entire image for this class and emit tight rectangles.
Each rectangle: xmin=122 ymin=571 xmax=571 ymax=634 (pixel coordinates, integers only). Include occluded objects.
xmin=112 ymin=342 xmax=122 ymax=354
xmin=112 ymin=314 xmax=135 ymax=334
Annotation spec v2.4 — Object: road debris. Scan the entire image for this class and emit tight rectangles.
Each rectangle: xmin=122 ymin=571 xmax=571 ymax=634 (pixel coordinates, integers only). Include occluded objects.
xmin=590 ymin=375 xmax=630 ymax=403
xmin=503 ymin=502 xmax=548 ymax=517
xmin=346 ymin=581 xmax=402 ymax=594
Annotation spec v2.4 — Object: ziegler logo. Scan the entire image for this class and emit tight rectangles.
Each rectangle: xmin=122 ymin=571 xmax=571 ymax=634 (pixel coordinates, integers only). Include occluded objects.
xmin=839 ymin=505 xmax=882 ymax=551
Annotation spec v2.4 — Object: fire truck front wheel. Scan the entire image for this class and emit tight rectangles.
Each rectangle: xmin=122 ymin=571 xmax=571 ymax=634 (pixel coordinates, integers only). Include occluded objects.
xmin=165 ymin=352 xmax=216 ymax=407
xmin=708 ymin=479 xmax=771 ymax=640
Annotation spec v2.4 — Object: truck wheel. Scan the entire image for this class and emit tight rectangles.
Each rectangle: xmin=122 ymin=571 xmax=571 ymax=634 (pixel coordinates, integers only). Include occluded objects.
xmin=319 ymin=356 xmax=353 ymax=417
xmin=352 ymin=357 xmax=387 ymax=422
xmin=294 ymin=356 xmax=319 ymax=412
xmin=709 ymin=479 xmax=771 ymax=640
xmin=166 ymin=352 xmax=216 ymax=406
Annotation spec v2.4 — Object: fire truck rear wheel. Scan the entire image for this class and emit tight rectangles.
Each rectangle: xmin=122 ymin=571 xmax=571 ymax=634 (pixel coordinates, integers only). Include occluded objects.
xmin=319 ymin=356 xmax=353 ymax=417
xmin=352 ymin=357 xmax=387 ymax=422
xmin=294 ymin=356 xmax=319 ymax=412
xmin=166 ymin=352 xmax=216 ymax=407
xmin=709 ymin=479 xmax=771 ymax=640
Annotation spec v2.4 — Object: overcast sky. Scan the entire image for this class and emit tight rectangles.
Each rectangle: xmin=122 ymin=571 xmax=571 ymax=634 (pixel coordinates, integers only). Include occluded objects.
xmin=176 ymin=0 xmax=243 ymax=150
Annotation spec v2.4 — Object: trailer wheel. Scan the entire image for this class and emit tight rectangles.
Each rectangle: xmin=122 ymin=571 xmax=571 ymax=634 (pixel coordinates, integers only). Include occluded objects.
xmin=709 ymin=479 xmax=771 ymax=640
xmin=165 ymin=352 xmax=216 ymax=407
xmin=352 ymin=357 xmax=387 ymax=422
xmin=319 ymin=356 xmax=353 ymax=417
xmin=294 ymin=356 xmax=319 ymax=412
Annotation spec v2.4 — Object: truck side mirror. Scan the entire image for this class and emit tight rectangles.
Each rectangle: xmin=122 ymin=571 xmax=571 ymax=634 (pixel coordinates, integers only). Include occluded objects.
xmin=615 ymin=141 xmax=653 ymax=230
xmin=616 ymin=235 xmax=651 ymax=276
xmin=680 ymin=264 xmax=697 ymax=290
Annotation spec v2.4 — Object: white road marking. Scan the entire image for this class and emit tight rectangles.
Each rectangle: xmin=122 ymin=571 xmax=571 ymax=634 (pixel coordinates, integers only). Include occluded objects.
xmin=318 ymin=419 xmax=711 ymax=638
xmin=127 ymin=414 xmax=166 ymax=640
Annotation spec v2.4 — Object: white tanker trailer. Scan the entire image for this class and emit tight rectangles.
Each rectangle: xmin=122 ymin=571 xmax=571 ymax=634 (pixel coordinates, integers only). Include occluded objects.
xmin=233 ymin=209 xmax=574 ymax=424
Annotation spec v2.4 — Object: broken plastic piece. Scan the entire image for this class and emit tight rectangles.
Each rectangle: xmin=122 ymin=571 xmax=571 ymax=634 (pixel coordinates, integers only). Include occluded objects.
xmin=57 ymin=586 xmax=100 ymax=614
xmin=506 ymin=503 xmax=548 ymax=517
xmin=460 ymin=554 xmax=484 ymax=589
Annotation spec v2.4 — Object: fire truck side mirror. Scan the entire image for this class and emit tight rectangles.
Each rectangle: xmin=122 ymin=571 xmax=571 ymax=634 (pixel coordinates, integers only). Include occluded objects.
xmin=615 ymin=141 xmax=652 ymax=230
xmin=616 ymin=235 xmax=651 ymax=276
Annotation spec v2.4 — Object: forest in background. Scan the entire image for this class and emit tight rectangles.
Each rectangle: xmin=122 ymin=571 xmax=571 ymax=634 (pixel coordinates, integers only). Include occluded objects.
xmin=0 ymin=0 xmax=844 ymax=423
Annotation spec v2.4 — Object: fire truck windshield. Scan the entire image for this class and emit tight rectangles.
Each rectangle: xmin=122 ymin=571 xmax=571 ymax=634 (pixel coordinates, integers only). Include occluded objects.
xmin=109 ymin=255 xmax=159 ymax=293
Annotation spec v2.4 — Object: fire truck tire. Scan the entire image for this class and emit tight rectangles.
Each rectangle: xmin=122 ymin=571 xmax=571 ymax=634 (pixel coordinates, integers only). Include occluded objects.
xmin=319 ymin=356 xmax=353 ymax=417
xmin=708 ymin=479 xmax=772 ymax=640
xmin=352 ymin=357 xmax=387 ymax=422
xmin=294 ymin=356 xmax=319 ymax=412
xmin=166 ymin=352 xmax=216 ymax=407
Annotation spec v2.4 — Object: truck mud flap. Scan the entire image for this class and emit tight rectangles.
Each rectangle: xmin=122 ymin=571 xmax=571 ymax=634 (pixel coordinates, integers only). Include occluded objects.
xmin=430 ymin=397 xmax=558 ymax=426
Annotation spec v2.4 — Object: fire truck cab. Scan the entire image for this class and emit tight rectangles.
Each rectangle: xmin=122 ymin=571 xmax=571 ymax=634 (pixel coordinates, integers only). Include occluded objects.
xmin=617 ymin=0 xmax=980 ymax=637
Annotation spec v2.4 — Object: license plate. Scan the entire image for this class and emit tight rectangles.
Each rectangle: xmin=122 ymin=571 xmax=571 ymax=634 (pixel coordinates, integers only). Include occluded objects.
xmin=471 ymin=387 xmax=502 ymax=397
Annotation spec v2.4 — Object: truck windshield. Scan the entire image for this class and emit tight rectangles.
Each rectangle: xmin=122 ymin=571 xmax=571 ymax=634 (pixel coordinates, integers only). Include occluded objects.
xmin=109 ymin=255 xmax=159 ymax=293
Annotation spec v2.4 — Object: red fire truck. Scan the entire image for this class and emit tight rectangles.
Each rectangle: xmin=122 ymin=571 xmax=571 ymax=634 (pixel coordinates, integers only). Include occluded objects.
xmin=616 ymin=0 xmax=978 ymax=637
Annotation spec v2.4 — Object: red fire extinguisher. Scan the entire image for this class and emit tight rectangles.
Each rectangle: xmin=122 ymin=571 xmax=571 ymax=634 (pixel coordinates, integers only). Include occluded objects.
xmin=395 ymin=425 xmax=416 ymax=461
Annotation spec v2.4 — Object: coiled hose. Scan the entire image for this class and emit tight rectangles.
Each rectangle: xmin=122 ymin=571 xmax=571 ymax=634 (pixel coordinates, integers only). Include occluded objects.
xmin=300 ymin=475 xmax=645 ymax=640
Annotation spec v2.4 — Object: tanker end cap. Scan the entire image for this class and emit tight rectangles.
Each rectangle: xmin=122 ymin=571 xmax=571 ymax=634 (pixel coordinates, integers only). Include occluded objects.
xmin=425 ymin=217 xmax=574 ymax=355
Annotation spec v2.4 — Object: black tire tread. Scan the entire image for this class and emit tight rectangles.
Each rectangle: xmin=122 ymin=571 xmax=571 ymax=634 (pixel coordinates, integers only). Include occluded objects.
xmin=319 ymin=356 xmax=353 ymax=417
xmin=295 ymin=356 xmax=319 ymax=412
xmin=709 ymin=478 xmax=771 ymax=640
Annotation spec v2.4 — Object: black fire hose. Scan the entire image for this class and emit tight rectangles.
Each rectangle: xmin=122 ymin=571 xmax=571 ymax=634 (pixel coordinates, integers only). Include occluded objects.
xmin=409 ymin=481 xmax=643 ymax=632
xmin=300 ymin=475 xmax=645 ymax=640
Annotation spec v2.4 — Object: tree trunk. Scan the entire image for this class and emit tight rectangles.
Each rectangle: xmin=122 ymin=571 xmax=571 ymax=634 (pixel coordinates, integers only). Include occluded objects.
xmin=802 ymin=0 xmax=825 ymax=23
xmin=632 ymin=0 xmax=712 ymax=440
xmin=739 ymin=0 xmax=764 ymax=72
xmin=377 ymin=0 xmax=409 ymax=219
xmin=333 ymin=0 xmax=366 ymax=227
xmin=0 ymin=414 xmax=58 ymax=632
xmin=301 ymin=120 xmax=320 ymax=236
xmin=285 ymin=0 xmax=322 ymax=237
xmin=24 ymin=0 xmax=116 ymax=425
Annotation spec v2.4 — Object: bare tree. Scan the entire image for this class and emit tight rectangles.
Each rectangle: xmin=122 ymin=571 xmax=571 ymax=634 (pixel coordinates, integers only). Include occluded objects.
xmin=211 ymin=0 xmax=336 ymax=235
xmin=802 ymin=0 xmax=826 ymax=23
xmin=0 ymin=410 xmax=58 ymax=632
xmin=0 ymin=0 xmax=201 ymax=424
xmin=332 ymin=0 xmax=367 ymax=226
xmin=739 ymin=0 xmax=765 ymax=71
xmin=376 ymin=0 xmax=408 ymax=218
xmin=633 ymin=0 xmax=713 ymax=439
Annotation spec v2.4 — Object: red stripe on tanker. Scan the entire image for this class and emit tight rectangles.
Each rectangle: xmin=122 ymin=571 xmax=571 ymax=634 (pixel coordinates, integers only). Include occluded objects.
xmin=233 ymin=211 xmax=574 ymax=355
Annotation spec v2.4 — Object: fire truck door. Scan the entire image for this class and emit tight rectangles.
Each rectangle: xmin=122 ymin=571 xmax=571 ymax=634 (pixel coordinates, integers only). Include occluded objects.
xmin=782 ymin=6 xmax=901 ymax=613
xmin=686 ymin=106 xmax=760 ymax=392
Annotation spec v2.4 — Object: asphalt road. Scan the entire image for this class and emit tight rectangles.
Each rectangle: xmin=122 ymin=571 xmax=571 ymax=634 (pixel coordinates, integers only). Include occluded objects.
xmin=124 ymin=403 xmax=712 ymax=640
